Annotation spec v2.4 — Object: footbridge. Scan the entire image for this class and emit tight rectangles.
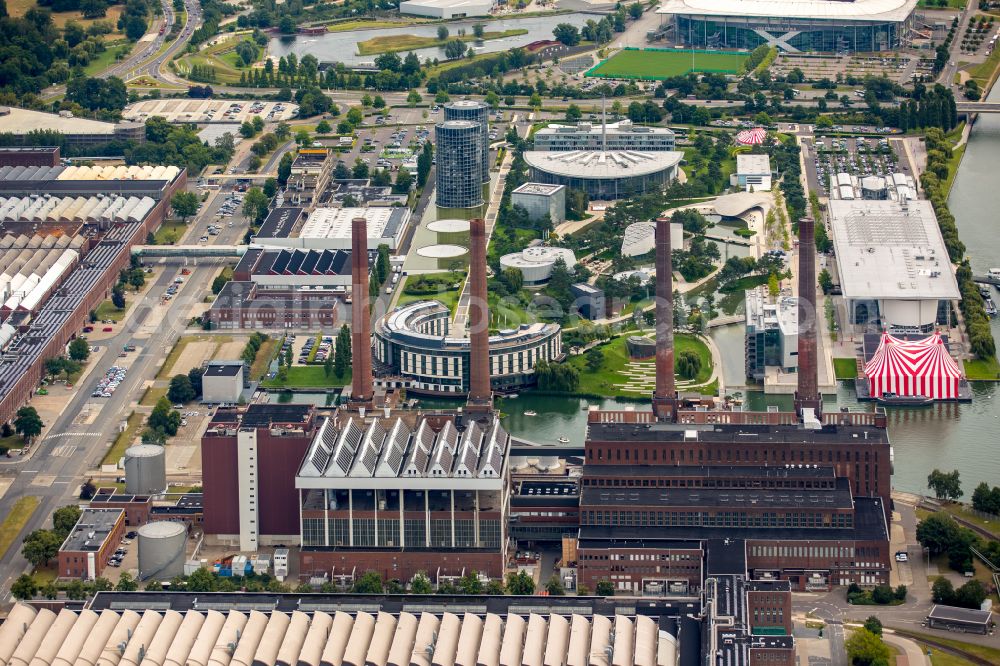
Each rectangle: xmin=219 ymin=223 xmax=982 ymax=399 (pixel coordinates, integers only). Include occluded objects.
xmin=131 ymin=245 xmax=248 ymax=257
xmin=955 ymin=102 xmax=1000 ymax=114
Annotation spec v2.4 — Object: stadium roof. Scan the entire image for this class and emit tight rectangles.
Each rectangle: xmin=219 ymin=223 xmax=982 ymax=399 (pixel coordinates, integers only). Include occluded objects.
xmin=524 ymin=150 xmax=682 ymax=180
xmin=657 ymin=0 xmax=916 ymax=22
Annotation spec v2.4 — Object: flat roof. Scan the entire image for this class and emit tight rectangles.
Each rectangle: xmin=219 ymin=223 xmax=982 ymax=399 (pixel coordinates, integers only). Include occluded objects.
xmin=583 ymin=463 xmax=837 ymax=479
xmin=0 ymin=107 xmax=120 ymax=135
xmin=706 ymin=538 xmax=748 ymax=576
xmin=296 ymin=207 xmax=407 ymax=241
xmin=400 ymin=0 xmax=493 ymax=8
xmin=657 ymin=0 xmax=916 ymax=22
xmin=204 ymin=362 xmax=243 ymax=377
xmin=512 ymin=182 xmax=565 ymax=196
xmin=828 ymin=198 xmax=961 ymax=301
xmin=257 ymin=207 xmax=305 ymax=239
xmin=736 ymin=154 xmax=771 ymax=175
xmin=928 ymin=605 xmax=992 ymax=624
xmin=535 ymin=121 xmax=675 ymax=138
xmin=524 ymin=150 xmax=683 ymax=180
xmin=586 ymin=421 xmax=889 ymax=445
xmin=60 ymin=508 xmax=123 ymax=552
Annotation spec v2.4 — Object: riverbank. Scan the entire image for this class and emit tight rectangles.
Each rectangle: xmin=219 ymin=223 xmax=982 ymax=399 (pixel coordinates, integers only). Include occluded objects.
xmin=357 ymin=28 xmax=529 ymax=56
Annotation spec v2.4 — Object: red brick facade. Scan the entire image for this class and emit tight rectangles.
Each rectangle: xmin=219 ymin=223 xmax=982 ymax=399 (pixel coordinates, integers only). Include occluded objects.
xmin=57 ymin=511 xmax=125 ymax=580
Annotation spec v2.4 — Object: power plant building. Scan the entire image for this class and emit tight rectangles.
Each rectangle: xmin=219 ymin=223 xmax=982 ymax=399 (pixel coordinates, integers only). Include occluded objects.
xmin=444 ymin=101 xmax=490 ymax=182
xmin=435 ymin=120 xmax=484 ymax=208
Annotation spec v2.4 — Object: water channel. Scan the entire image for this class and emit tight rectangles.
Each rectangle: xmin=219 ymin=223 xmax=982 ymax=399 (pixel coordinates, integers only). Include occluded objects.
xmin=268 ymin=13 xmax=591 ymax=67
xmin=499 ymin=95 xmax=1000 ymax=496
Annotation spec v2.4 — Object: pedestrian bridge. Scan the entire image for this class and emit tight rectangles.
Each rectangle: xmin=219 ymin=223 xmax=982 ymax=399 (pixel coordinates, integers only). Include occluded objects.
xmin=131 ymin=245 xmax=247 ymax=257
xmin=955 ymin=102 xmax=1000 ymax=114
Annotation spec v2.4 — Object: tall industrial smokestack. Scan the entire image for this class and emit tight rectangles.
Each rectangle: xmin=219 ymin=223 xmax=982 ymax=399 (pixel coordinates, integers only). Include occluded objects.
xmin=795 ymin=216 xmax=822 ymax=419
xmin=467 ymin=217 xmax=492 ymax=410
xmin=652 ymin=216 xmax=677 ymax=422
xmin=350 ymin=216 xmax=373 ymax=406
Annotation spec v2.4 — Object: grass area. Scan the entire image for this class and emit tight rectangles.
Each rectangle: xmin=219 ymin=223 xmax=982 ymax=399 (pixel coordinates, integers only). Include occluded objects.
xmin=31 ymin=564 xmax=58 ymax=586
xmin=917 ymin=0 xmax=967 ymax=8
xmin=175 ymin=35 xmax=249 ymax=84
xmin=356 ymin=28 xmax=529 ymax=55
xmin=157 ymin=335 xmax=232 ymax=379
xmin=896 ymin=632 xmax=1000 ymax=664
xmin=8 ymin=0 xmax=126 ymax=32
xmin=940 ymin=502 xmax=1000 ymax=539
xmin=326 ymin=19 xmax=406 ymax=32
xmin=963 ymin=355 xmax=1000 ymax=380
xmin=83 ymin=41 xmax=132 ymax=76
xmin=0 ymin=434 xmax=28 ymax=451
xmin=586 ymin=48 xmax=747 ymax=80
xmin=719 ymin=273 xmax=769 ymax=293
xmin=396 ymin=275 xmax=463 ymax=315
xmin=943 ymin=143 xmax=968 ymax=196
xmin=93 ymin=299 xmax=129 ymax=322
xmin=153 ymin=221 xmax=188 ymax=245
xmin=965 ymin=43 xmax=1000 ymax=88
xmin=140 ymin=386 xmax=168 ymax=407
xmin=249 ymin=337 xmax=278 ymax=381
xmin=834 ymin=357 xmax=859 ymax=380
xmin=923 ymin=646 xmax=975 ymax=666
xmin=102 ymin=412 xmax=144 ymax=465
xmin=260 ymin=365 xmax=352 ymax=388
xmin=568 ymin=334 xmax=713 ymax=397
xmin=0 ymin=496 xmax=40 ymax=558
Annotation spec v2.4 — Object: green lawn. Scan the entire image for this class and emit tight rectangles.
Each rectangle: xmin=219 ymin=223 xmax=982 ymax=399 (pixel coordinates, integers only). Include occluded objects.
xmin=0 ymin=496 xmax=40 ymax=558
xmin=586 ymin=48 xmax=747 ymax=80
xmin=102 ymin=412 xmax=144 ymax=465
xmin=139 ymin=386 xmax=168 ymax=407
xmin=0 ymin=433 xmax=28 ymax=451
xmin=568 ymin=334 xmax=714 ymax=397
xmin=894 ymin=632 xmax=1000 ymax=664
xmin=153 ymin=221 xmax=188 ymax=245
xmin=833 ymin=357 xmax=859 ymax=380
xmin=249 ymin=337 xmax=278 ymax=381
xmin=396 ymin=275 xmax=462 ymax=315
xmin=357 ymin=28 xmax=528 ymax=55
xmin=964 ymin=355 xmax=1000 ymax=380
xmin=83 ymin=41 xmax=131 ymax=76
xmin=917 ymin=0 xmax=966 ymax=8
xmin=260 ymin=365 xmax=351 ymax=388
xmin=94 ymin=299 xmax=130 ymax=322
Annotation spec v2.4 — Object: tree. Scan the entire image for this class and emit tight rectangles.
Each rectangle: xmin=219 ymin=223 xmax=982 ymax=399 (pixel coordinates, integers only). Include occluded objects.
xmin=116 ymin=572 xmax=139 ymax=591
xmin=53 ymin=505 xmax=82 ymax=538
xmin=373 ymin=95 xmax=386 ymax=109
xmin=862 ymin=616 xmax=882 ymax=636
xmin=932 ymin=576 xmax=955 ymax=604
xmin=111 ymin=285 xmax=126 ymax=309
xmin=188 ymin=367 xmax=205 ymax=398
xmin=65 ymin=579 xmax=87 ymax=600
xmin=11 ymin=574 xmax=37 ymax=600
xmin=14 ymin=406 xmax=43 ymax=440
xmin=407 ymin=90 xmax=423 ymax=107
xmin=353 ymin=571 xmax=384 ymax=593
xmin=818 ymin=268 xmax=834 ymax=294
xmin=168 ymin=374 xmax=196 ymax=403
xmin=444 ymin=40 xmax=466 ymax=60
xmin=242 ymin=187 xmax=270 ymax=226
xmin=845 ymin=628 xmax=890 ymax=666
xmin=79 ymin=478 xmax=97 ymax=500
xmin=21 ymin=529 xmax=61 ymax=567
xmin=437 ymin=25 xmax=449 ymax=40
xmin=553 ymin=23 xmax=580 ymax=46
xmin=545 ymin=574 xmax=566 ymax=596
xmin=585 ymin=348 xmax=604 ymax=372
xmin=316 ymin=120 xmax=332 ymax=134
xmin=917 ymin=513 xmax=963 ymax=555
xmin=628 ymin=2 xmax=643 ymax=19
xmin=506 ymin=570 xmax=535 ymax=595
xmin=278 ymin=152 xmax=294 ymax=186
xmin=870 ymin=584 xmax=894 ymax=604
xmin=459 ymin=571 xmax=483 ymax=594
xmin=676 ymin=350 xmax=702 ymax=380
xmin=956 ymin=579 xmax=989 ymax=609
xmin=411 ymin=572 xmax=433 ymax=594
xmin=472 ymin=22 xmax=485 ymax=38
xmin=596 ymin=579 xmax=615 ymax=596
xmin=148 ymin=396 xmax=181 ymax=437
xmin=68 ymin=337 xmax=90 ymax=362
xmin=927 ymin=469 xmax=963 ymax=501
xmin=186 ymin=567 xmax=216 ymax=592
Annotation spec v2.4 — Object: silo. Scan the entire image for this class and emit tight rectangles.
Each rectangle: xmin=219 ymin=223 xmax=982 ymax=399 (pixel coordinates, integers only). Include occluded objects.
xmin=124 ymin=444 xmax=166 ymax=495
xmin=137 ymin=521 xmax=186 ymax=580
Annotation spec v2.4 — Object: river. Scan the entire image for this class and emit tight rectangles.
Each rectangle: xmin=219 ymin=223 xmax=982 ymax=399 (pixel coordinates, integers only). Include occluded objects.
xmin=268 ymin=13 xmax=591 ymax=66
xmin=501 ymin=97 xmax=1000 ymax=496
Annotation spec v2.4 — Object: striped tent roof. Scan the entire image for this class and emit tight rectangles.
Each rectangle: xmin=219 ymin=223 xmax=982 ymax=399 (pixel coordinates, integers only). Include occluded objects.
xmin=864 ymin=332 xmax=963 ymax=399
xmin=735 ymin=127 xmax=767 ymax=145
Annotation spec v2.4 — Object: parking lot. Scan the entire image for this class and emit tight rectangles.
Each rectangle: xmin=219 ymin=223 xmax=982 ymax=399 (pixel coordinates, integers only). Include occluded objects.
xmin=123 ymin=99 xmax=299 ymax=123
xmin=803 ymin=134 xmax=905 ymax=197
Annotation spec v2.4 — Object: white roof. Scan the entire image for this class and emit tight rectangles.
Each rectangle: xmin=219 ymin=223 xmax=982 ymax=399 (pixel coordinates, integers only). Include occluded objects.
xmin=828 ymin=198 xmax=960 ymax=301
xmin=499 ymin=246 xmax=577 ymax=270
xmin=736 ymin=154 xmax=770 ymax=176
xmin=523 ymin=150 xmax=682 ymax=180
xmin=299 ymin=207 xmax=401 ymax=240
xmin=400 ymin=0 xmax=491 ymax=8
xmin=657 ymin=0 xmax=916 ymax=22
xmin=0 ymin=107 xmax=119 ymax=135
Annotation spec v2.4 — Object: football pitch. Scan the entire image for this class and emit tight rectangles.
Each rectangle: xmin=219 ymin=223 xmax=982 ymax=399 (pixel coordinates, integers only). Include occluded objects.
xmin=585 ymin=48 xmax=748 ymax=80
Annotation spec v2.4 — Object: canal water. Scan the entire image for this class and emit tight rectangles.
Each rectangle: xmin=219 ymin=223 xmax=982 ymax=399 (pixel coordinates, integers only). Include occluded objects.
xmin=501 ymin=94 xmax=1000 ymax=496
xmin=268 ymin=13 xmax=591 ymax=66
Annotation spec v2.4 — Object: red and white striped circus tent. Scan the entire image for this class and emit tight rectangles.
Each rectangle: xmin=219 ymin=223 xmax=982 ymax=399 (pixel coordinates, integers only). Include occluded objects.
xmin=864 ymin=332 xmax=963 ymax=399
xmin=736 ymin=127 xmax=767 ymax=145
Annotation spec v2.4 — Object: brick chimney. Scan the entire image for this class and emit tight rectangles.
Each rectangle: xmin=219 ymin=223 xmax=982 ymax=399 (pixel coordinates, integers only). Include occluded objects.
xmin=795 ymin=216 xmax=822 ymax=419
xmin=467 ymin=217 xmax=492 ymax=410
xmin=350 ymin=216 xmax=373 ymax=406
xmin=652 ymin=216 xmax=677 ymax=422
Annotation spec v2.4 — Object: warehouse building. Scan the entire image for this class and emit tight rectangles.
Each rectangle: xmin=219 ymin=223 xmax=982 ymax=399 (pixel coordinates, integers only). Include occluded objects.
xmin=399 ymin=0 xmax=494 ymax=18
xmin=657 ymin=0 xmax=916 ymax=52
xmin=524 ymin=150 xmax=683 ymax=200
xmin=0 ymin=106 xmax=145 ymax=146
xmin=373 ymin=300 xmax=563 ymax=395
xmin=511 ymin=183 xmax=566 ymax=225
xmin=252 ymin=206 xmax=410 ymax=252
xmin=0 ymin=146 xmax=60 ymax=167
xmin=534 ymin=121 xmax=676 ymax=152
xmin=57 ymin=508 xmax=125 ymax=580
xmin=926 ymin=605 xmax=993 ymax=634
xmin=731 ymin=154 xmax=772 ymax=191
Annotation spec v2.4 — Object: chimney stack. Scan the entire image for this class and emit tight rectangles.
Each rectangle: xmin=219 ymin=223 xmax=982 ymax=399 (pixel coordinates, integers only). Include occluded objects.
xmin=467 ymin=218 xmax=492 ymax=410
xmin=795 ymin=216 xmax=822 ymax=419
xmin=350 ymin=216 xmax=373 ymax=406
xmin=652 ymin=216 xmax=677 ymax=422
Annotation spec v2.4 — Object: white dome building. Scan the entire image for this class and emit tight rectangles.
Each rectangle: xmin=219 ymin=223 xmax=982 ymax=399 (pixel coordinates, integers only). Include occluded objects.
xmin=499 ymin=246 xmax=577 ymax=286
xmin=621 ymin=220 xmax=684 ymax=257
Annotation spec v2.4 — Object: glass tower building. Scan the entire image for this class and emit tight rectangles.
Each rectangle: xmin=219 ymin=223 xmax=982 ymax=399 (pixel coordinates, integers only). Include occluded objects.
xmin=435 ymin=120 xmax=484 ymax=208
xmin=444 ymin=100 xmax=490 ymax=183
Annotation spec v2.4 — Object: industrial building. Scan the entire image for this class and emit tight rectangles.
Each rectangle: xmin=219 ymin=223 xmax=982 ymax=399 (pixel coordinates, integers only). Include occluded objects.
xmin=657 ymin=0 xmax=916 ymax=52
xmin=827 ymin=198 xmax=960 ymax=333
xmin=499 ymin=246 xmax=577 ymax=286
xmin=523 ymin=150 xmax=683 ymax=200
xmin=533 ymin=121 xmax=676 ymax=152
xmin=444 ymin=101 xmax=490 ymax=183
xmin=731 ymin=154 xmax=772 ymax=191
xmin=0 ymin=146 xmax=60 ymax=167
xmin=926 ymin=605 xmax=994 ymax=634
xmin=0 ymin=106 xmax=145 ymax=146
xmin=89 ymin=488 xmax=204 ymax=529
xmin=511 ymin=183 xmax=566 ymax=225
xmin=373 ymin=300 xmax=564 ymax=395
xmin=202 ymin=361 xmax=246 ymax=404
xmin=287 ymin=149 xmax=334 ymax=208
xmin=399 ymin=0 xmax=494 ymax=18
xmin=620 ymin=219 xmax=683 ymax=257
xmin=252 ymin=206 xmax=411 ymax=252
xmin=435 ymin=120 xmax=484 ymax=209
xmin=57 ymin=508 xmax=125 ymax=580
xmin=744 ymin=285 xmax=798 ymax=381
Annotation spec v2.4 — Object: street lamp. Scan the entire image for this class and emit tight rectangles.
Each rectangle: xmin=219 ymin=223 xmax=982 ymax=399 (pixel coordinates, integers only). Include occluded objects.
xmin=924 ymin=546 xmax=930 ymax=571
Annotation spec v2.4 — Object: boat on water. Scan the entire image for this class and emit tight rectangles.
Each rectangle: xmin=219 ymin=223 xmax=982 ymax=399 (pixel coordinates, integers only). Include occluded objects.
xmin=985 ymin=298 xmax=998 ymax=317
xmin=876 ymin=393 xmax=934 ymax=407
xmin=523 ymin=410 xmax=537 ymax=416
xmin=557 ymin=436 xmax=570 ymax=443
xmin=507 ymin=393 xmax=519 ymax=399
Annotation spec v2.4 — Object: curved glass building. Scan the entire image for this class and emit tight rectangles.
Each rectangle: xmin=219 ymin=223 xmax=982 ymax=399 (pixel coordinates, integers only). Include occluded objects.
xmin=444 ymin=100 xmax=490 ymax=183
xmin=435 ymin=120 xmax=484 ymax=208
xmin=657 ymin=0 xmax=916 ymax=52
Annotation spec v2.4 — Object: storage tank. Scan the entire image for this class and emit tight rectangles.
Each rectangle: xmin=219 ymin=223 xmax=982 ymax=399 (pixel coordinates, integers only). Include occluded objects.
xmin=124 ymin=444 xmax=166 ymax=495
xmin=137 ymin=521 xmax=186 ymax=580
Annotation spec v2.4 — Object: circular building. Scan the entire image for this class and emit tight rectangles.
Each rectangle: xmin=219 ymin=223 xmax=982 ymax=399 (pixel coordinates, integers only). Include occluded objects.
xmin=436 ymin=120 xmax=484 ymax=209
xmin=124 ymin=444 xmax=166 ymax=495
xmin=374 ymin=300 xmax=563 ymax=395
xmin=499 ymin=246 xmax=577 ymax=286
xmin=523 ymin=150 xmax=683 ymax=200
xmin=137 ymin=521 xmax=186 ymax=581
xmin=444 ymin=101 xmax=490 ymax=183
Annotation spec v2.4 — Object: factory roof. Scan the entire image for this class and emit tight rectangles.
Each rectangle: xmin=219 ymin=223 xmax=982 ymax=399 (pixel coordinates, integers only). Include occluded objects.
xmin=586 ymin=421 xmax=889 ymax=445
xmin=580 ymin=478 xmax=854 ymax=509
xmin=735 ymin=154 xmax=771 ymax=176
xmin=0 ymin=106 xmax=122 ymax=135
xmin=250 ymin=248 xmax=351 ymax=277
xmin=512 ymin=182 xmax=565 ymax=196
xmin=657 ymin=0 xmax=916 ymax=22
xmin=256 ymin=207 xmax=408 ymax=243
xmin=524 ymin=150 xmax=683 ymax=180
xmin=59 ymin=508 xmax=123 ymax=553
xmin=204 ymin=362 xmax=243 ymax=377
xmin=256 ymin=206 xmax=306 ymax=239
xmin=209 ymin=403 xmax=314 ymax=430
xmin=583 ymin=464 xmax=836 ymax=479
xmin=828 ymin=198 xmax=960 ymax=301
xmin=927 ymin=605 xmax=993 ymax=625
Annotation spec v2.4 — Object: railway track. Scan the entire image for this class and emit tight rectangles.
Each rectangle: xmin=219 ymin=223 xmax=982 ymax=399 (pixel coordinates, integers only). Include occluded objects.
xmin=890 ymin=628 xmax=994 ymax=666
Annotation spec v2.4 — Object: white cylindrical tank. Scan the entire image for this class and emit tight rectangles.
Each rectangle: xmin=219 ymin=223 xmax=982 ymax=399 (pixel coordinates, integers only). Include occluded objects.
xmin=137 ymin=521 xmax=186 ymax=581
xmin=124 ymin=445 xmax=166 ymax=495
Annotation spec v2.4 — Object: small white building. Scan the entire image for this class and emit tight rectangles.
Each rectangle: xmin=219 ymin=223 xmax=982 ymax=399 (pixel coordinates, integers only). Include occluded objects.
xmin=399 ymin=0 xmax=493 ymax=18
xmin=512 ymin=183 xmax=566 ymax=226
xmin=731 ymin=154 xmax=772 ymax=191
xmin=499 ymin=246 xmax=577 ymax=286
xmin=202 ymin=361 xmax=244 ymax=404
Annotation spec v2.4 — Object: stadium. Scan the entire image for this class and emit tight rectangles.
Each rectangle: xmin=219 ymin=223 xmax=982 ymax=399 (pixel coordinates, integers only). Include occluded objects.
xmin=656 ymin=0 xmax=917 ymax=52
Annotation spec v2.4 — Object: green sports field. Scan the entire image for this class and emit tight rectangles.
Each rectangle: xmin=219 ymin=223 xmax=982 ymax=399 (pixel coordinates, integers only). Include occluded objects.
xmin=585 ymin=48 xmax=748 ymax=80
